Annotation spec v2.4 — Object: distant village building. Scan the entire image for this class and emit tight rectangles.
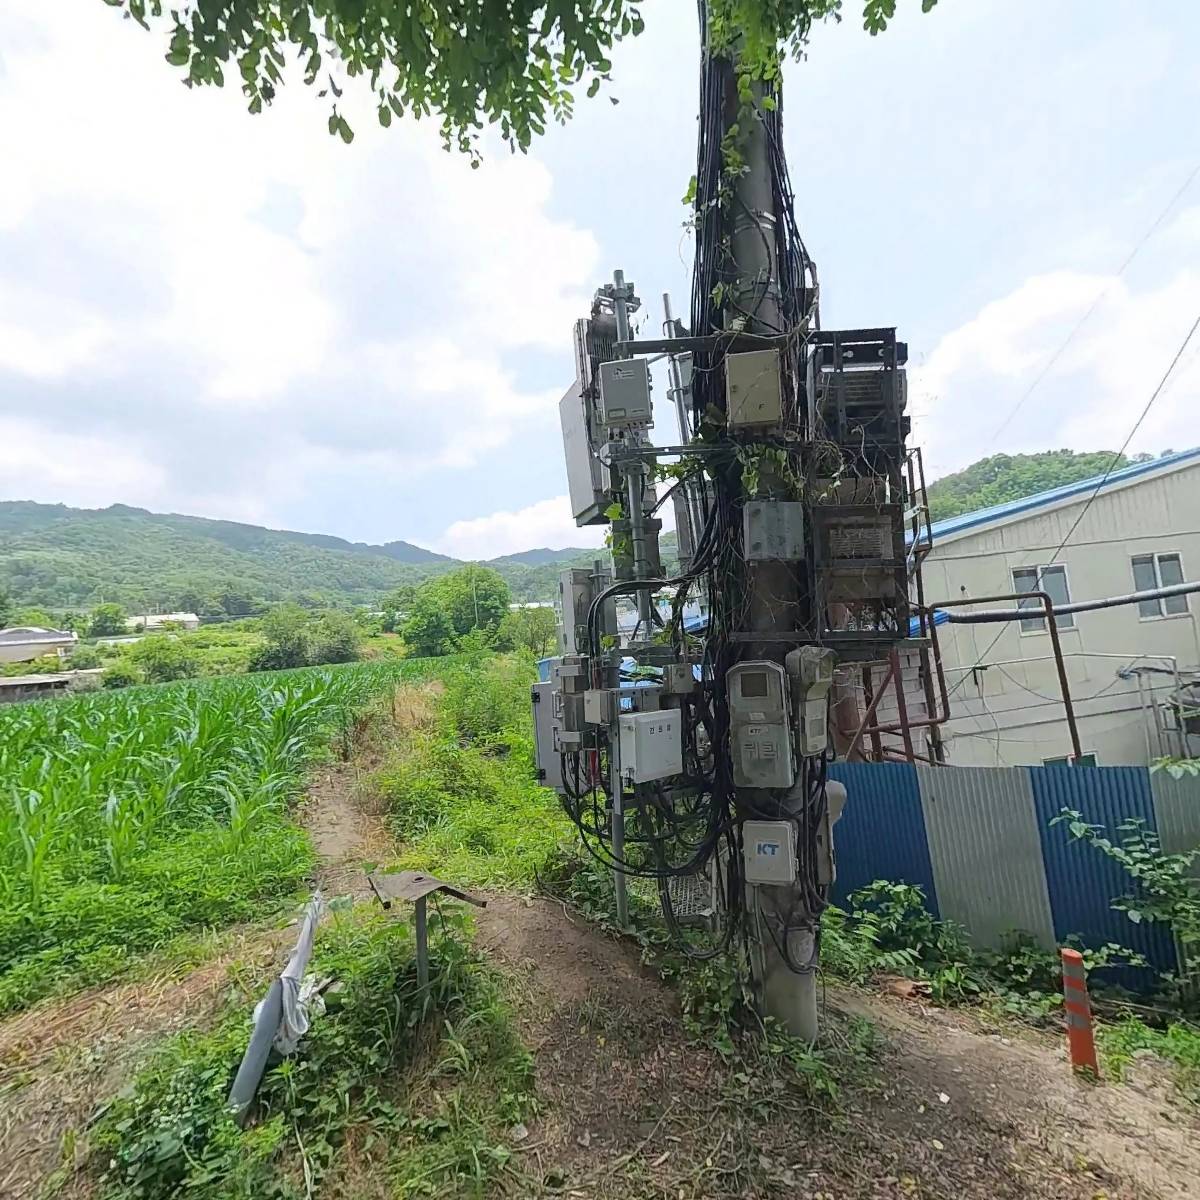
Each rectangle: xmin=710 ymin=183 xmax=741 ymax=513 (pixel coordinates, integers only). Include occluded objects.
xmin=0 ymin=626 xmax=78 ymax=665
xmin=132 ymin=612 xmax=201 ymax=632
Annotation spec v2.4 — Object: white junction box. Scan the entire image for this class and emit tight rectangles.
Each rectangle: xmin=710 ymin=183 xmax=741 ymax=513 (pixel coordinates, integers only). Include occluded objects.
xmin=618 ymin=709 xmax=682 ymax=782
xmin=742 ymin=819 xmax=797 ymax=885
xmin=743 ymin=500 xmax=805 ymax=561
xmin=598 ymin=358 xmax=653 ymax=429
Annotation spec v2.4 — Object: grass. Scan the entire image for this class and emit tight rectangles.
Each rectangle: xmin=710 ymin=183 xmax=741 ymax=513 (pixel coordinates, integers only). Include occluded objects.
xmin=372 ymin=653 xmax=572 ymax=888
xmin=0 ymin=657 xmax=452 ymax=1013
xmin=86 ymin=907 xmax=534 ymax=1200
xmin=1099 ymin=1015 xmax=1200 ymax=1103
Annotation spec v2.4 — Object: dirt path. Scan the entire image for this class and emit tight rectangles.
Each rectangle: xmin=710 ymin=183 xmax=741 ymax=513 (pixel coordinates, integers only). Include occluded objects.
xmin=476 ymin=894 xmax=1200 ymax=1200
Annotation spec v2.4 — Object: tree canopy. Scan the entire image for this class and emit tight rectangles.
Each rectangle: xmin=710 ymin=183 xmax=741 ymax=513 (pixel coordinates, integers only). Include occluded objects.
xmin=924 ymin=450 xmax=1153 ymax=524
xmin=400 ymin=565 xmax=511 ymax=656
xmin=105 ymin=1 xmax=934 ymax=151
xmin=89 ymin=603 xmax=129 ymax=637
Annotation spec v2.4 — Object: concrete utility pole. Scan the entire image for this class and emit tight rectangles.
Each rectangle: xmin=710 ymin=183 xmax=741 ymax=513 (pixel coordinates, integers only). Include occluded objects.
xmin=723 ymin=61 xmax=819 ymax=1040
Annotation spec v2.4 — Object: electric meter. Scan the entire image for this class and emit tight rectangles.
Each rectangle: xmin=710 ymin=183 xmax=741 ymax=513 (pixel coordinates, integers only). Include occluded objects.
xmin=726 ymin=661 xmax=795 ymax=788
xmin=785 ymin=646 xmax=837 ymax=757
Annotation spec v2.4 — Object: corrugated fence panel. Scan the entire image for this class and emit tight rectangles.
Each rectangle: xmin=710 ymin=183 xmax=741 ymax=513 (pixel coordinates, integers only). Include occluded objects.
xmin=827 ymin=762 xmax=938 ymax=914
xmin=1029 ymin=766 xmax=1177 ymax=982
xmin=915 ymin=766 xmax=1055 ymax=951
xmin=1148 ymin=772 xmax=1200 ymax=858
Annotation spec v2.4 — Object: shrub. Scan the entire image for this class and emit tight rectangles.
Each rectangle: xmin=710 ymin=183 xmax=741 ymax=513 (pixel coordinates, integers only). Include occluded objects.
xmin=102 ymin=663 xmax=143 ymax=689
xmin=126 ymin=636 xmax=200 ymax=683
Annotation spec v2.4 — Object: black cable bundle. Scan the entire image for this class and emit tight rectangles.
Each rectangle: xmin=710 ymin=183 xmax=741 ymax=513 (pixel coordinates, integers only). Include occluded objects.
xmin=554 ymin=9 xmax=829 ymax=973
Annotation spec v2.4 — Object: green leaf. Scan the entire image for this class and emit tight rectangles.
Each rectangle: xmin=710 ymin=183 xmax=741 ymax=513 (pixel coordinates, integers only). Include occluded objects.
xmin=587 ymin=78 xmax=600 ymax=98
xmin=378 ymin=104 xmax=392 ymax=128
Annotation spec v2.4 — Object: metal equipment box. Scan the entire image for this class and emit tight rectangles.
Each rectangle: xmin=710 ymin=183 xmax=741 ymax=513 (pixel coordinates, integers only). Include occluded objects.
xmin=661 ymin=663 xmax=696 ymax=695
xmin=618 ymin=710 xmax=683 ymax=782
xmin=559 ymin=381 xmax=609 ymax=526
xmin=583 ymin=688 xmax=615 ymax=726
xmin=742 ymin=819 xmax=797 ymax=885
xmin=597 ymin=358 xmax=652 ymax=428
xmin=531 ymin=682 xmax=564 ymax=792
xmin=726 ymin=349 xmax=782 ymax=428
xmin=559 ymin=570 xmax=613 ymax=656
xmin=743 ymin=500 xmax=805 ymax=561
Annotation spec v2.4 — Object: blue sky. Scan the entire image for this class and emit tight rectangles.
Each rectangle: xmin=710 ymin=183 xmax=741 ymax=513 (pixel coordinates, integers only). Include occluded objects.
xmin=1 ymin=0 xmax=1197 ymax=557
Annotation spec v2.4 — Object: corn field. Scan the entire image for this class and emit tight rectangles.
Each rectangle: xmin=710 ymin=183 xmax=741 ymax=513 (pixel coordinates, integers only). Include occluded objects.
xmin=0 ymin=659 xmax=444 ymax=1011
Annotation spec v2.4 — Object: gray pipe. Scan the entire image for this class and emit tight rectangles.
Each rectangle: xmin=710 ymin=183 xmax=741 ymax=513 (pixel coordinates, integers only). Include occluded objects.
xmin=228 ymin=978 xmax=283 ymax=1125
xmin=934 ymin=579 xmax=1200 ymax=624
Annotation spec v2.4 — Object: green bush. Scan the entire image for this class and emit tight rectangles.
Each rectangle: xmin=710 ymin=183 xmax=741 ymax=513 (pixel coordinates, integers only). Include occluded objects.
xmin=102 ymin=662 xmax=143 ymax=689
xmin=126 ymin=636 xmax=200 ymax=683
xmin=68 ymin=643 xmax=103 ymax=669
xmin=89 ymin=911 xmax=533 ymax=1200
xmin=373 ymin=654 xmax=570 ymax=887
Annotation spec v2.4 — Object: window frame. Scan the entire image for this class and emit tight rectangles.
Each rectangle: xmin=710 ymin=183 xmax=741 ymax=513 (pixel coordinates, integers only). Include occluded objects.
xmin=1042 ymin=752 xmax=1099 ymax=768
xmin=1132 ymin=551 xmax=1190 ymax=621
xmin=1011 ymin=562 xmax=1076 ymax=635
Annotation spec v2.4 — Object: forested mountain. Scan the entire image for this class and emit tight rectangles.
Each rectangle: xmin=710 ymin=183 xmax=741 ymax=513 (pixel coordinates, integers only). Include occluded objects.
xmin=923 ymin=450 xmax=1156 ymax=523
xmin=0 ymin=451 xmax=1174 ymax=612
xmin=0 ymin=502 xmax=563 ymax=612
xmin=489 ymin=547 xmax=594 ymax=566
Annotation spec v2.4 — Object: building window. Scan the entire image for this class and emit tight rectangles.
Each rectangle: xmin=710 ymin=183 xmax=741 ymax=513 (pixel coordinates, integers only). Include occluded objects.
xmin=1012 ymin=564 xmax=1075 ymax=633
xmin=1131 ymin=552 xmax=1189 ymax=618
xmin=1043 ymin=752 xmax=1099 ymax=768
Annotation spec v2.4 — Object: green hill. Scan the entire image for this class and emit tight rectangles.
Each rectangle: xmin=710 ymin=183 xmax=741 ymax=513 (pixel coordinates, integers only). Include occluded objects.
xmin=923 ymin=450 xmax=1150 ymax=523
xmin=0 ymin=501 xmax=603 ymax=612
xmin=3 ymin=452 xmax=1165 ymax=614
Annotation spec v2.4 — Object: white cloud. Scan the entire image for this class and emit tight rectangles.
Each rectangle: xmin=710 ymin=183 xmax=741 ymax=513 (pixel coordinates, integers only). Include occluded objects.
xmin=0 ymin=1 xmax=599 ymax=531
xmin=911 ymin=251 xmax=1200 ymax=480
xmin=0 ymin=418 xmax=165 ymax=502
xmin=437 ymin=496 xmax=606 ymax=560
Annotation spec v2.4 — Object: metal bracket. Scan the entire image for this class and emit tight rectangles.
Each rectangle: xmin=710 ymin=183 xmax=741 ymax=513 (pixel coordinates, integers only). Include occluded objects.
xmin=367 ymin=870 xmax=487 ymax=988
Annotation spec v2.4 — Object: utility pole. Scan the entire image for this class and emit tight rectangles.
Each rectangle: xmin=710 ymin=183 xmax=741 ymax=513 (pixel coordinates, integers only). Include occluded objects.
xmin=721 ymin=57 xmax=819 ymax=1040
xmin=537 ymin=8 xmax=911 ymax=1049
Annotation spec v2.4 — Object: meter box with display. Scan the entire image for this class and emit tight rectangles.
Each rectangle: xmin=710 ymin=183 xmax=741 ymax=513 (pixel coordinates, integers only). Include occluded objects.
xmin=727 ymin=661 xmax=795 ymax=788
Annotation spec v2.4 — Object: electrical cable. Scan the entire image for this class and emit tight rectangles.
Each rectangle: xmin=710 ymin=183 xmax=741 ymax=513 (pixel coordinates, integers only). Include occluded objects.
xmin=991 ymin=157 xmax=1200 ymax=440
xmin=944 ymin=309 xmax=1200 ymax=702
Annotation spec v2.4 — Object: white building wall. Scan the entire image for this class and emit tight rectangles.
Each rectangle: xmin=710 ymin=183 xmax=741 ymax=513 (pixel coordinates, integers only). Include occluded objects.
xmin=922 ymin=460 xmax=1200 ymax=767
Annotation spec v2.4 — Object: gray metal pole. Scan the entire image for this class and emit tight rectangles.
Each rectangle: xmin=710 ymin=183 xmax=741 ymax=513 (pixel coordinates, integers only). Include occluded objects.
xmin=663 ymin=293 xmax=704 ymax=555
xmin=610 ymin=735 xmax=629 ymax=927
xmin=723 ymin=60 xmax=818 ymax=1042
xmin=613 ymin=269 xmax=654 ymax=641
xmin=415 ymin=895 xmax=429 ymax=989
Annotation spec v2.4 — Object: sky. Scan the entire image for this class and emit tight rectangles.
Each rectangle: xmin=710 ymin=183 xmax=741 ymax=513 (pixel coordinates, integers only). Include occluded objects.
xmin=1 ymin=1 xmax=1198 ymax=559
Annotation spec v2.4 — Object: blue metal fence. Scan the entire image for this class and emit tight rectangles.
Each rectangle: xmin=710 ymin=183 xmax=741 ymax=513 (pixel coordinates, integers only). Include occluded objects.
xmin=827 ymin=762 xmax=1199 ymax=982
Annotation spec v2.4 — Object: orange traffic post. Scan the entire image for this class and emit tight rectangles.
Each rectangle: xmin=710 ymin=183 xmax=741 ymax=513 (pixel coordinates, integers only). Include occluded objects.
xmin=1060 ymin=947 xmax=1099 ymax=1076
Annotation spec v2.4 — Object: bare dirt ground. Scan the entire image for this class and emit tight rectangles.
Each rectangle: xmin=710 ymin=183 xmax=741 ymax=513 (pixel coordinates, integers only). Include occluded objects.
xmin=476 ymin=894 xmax=1200 ymax=1200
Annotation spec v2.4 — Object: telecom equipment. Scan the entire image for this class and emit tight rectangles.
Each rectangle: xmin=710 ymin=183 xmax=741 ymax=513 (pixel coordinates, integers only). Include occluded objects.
xmin=535 ymin=5 xmax=928 ymax=1042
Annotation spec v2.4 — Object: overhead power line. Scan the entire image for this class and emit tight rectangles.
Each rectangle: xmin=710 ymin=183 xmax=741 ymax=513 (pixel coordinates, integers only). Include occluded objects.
xmin=1046 ymin=311 xmax=1200 ymax=567
xmin=991 ymin=158 xmax=1200 ymax=441
xmin=947 ymin=307 xmax=1200 ymax=700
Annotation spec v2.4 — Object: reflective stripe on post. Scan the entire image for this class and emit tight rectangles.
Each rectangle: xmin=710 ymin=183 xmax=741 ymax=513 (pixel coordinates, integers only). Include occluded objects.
xmin=1060 ymin=948 xmax=1099 ymax=1076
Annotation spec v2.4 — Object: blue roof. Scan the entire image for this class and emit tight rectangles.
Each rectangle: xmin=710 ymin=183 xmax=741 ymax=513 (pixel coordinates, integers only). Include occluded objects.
xmin=917 ymin=447 xmax=1200 ymax=546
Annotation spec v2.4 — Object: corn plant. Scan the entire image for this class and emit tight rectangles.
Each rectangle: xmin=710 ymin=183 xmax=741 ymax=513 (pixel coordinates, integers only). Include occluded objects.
xmin=0 ymin=659 xmax=449 ymax=1007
